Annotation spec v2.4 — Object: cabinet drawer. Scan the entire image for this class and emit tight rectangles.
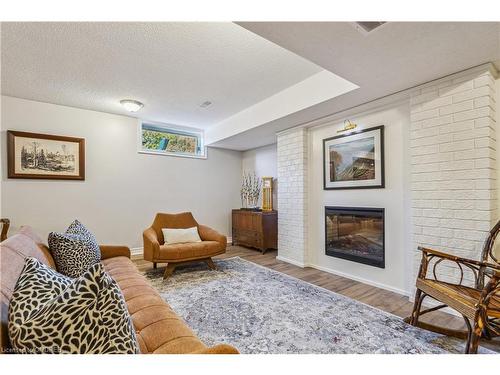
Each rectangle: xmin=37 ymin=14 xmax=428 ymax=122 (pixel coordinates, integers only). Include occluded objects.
xmin=232 ymin=211 xmax=262 ymax=231
xmin=234 ymin=230 xmax=262 ymax=247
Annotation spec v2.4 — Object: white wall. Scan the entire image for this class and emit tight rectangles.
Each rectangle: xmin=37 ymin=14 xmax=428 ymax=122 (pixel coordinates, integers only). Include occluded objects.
xmin=307 ymin=102 xmax=411 ymax=294
xmin=1 ymin=96 xmax=242 ymax=249
xmin=242 ymin=143 xmax=277 ymax=177
xmin=241 ymin=143 xmax=277 ymax=207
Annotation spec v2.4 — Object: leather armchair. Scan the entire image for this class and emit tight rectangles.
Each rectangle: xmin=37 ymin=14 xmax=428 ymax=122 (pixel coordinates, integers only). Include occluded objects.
xmin=143 ymin=212 xmax=227 ymax=278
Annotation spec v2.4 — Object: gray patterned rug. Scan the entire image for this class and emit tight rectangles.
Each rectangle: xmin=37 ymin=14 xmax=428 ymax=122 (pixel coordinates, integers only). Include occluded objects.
xmin=143 ymin=257 xmax=491 ymax=354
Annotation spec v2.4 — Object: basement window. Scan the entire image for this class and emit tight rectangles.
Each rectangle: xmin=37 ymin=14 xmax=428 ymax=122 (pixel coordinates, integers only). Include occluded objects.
xmin=139 ymin=122 xmax=207 ymax=159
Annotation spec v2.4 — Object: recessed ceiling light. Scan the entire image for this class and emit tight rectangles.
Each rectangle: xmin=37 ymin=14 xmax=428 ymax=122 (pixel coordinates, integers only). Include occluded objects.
xmin=120 ymin=99 xmax=144 ymax=112
xmin=200 ymin=101 xmax=212 ymax=108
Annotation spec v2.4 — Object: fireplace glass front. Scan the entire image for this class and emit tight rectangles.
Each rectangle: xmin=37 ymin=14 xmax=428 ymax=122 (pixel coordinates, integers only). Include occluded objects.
xmin=325 ymin=206 xmax=385 ymax=268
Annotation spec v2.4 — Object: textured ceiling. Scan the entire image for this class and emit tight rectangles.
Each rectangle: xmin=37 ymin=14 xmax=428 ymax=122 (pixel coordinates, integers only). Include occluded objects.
xmin=1 ymin=22 xmax=322 ymax=129
xmin=3 ymin=22 xmax=498 ymax=151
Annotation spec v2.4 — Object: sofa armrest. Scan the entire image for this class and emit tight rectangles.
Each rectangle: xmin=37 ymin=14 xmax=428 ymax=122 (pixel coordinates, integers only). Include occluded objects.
xmin=99 ymin=245 xmax=131 ymax=260
xmin=198 ymin=225 xmax=227 ymax=248
xmin=143 ymin=227 xmax=160 ymax=261
xmin=192 ymin=344 xmax=239 ymax=354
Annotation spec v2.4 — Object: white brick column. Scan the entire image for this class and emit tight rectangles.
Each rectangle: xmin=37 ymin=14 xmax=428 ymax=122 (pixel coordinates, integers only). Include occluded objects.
xmin=410 ymin=65 xmax=498 ymax=286
xmin=276 ymin=127 xmax=308 ymax=266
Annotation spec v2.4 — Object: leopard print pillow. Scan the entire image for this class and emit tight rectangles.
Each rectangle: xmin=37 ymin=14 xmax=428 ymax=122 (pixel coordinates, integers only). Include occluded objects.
xmin=8 ymin=257 xmax=140 ymax=354
xmin=48 ymin=220 xmax=101 ymax=278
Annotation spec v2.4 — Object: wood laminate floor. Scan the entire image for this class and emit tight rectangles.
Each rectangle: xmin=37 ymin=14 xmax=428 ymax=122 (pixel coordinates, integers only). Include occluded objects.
xmin=133 ymin=245 xmax=500 ymax=353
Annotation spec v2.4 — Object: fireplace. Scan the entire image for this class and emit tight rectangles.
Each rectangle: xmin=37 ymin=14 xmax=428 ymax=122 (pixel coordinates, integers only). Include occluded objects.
xmin=325 ymin=206 xmax=385 ymax=268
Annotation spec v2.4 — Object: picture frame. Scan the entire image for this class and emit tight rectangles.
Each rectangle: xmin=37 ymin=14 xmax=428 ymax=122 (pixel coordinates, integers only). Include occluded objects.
xmin=323 ymin=125 xmax=384 ymax=190
xmin=7 ymin=130 xmax=85 ymax=180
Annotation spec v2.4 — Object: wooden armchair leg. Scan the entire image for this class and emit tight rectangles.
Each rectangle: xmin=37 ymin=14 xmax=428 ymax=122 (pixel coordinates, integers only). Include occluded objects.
xmin=163 ymin=263 xmax=177 ymax=279
xmin=153 ymin=262 xmax=157 ymax=269
xmin=463 ymin=316 xmax=473 ymax=354
xmin=469 ymin=333 xmax=480 ymax=354
xmin=405 ymin=291 xmax=470 ymax=341
xmin=468 ymin=318 xmax=483 ymax=354
xmin=205 ymin=258 xmax=217 ymax=270
xmin=408 ymin=288 xmax=424 ymax=326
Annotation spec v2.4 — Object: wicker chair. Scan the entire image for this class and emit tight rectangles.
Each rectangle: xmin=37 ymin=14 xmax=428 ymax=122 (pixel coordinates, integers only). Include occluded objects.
xmin=407 ymin=220 xmax=500 ymax=353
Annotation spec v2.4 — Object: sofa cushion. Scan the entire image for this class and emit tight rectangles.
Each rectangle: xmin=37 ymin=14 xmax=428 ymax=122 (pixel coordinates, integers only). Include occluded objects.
xmin=8 ymin=257 xmax=140 ymax=354
xmin=1 ymin=227 xmax=56 ymax=352
xmin=48 ymin=220 xmax=100 ymax=278
xmin=158 ymin=240 xmax=223 ymax=261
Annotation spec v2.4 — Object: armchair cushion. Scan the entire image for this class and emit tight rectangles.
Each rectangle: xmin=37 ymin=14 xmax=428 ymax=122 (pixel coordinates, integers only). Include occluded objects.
xmin=159 ymin=241 xmax=223 ymax=262
xmin=162 ymin=227 xmax=201 ymax=245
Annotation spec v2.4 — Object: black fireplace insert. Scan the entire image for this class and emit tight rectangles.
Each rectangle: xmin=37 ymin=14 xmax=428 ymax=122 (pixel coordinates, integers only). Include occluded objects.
xmin=325 ymin=206 xmax=385 ymax=268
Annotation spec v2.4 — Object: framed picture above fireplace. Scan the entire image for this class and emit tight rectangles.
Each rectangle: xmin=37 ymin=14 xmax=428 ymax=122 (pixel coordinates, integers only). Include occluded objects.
xmin=323 ymin=125 xmax=384 ymax=190
xmin=325 ymin=206 xmax=385 ymax=268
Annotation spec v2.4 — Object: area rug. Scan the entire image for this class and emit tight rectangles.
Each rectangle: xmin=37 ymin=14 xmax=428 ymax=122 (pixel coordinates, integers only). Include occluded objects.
xmin=143 ymin=257 xmax=491 ymax=354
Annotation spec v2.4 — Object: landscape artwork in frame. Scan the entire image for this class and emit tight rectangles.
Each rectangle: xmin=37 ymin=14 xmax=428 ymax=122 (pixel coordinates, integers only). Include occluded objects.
xmin=323 ymin=125 xmax=384 ymax=190
xmin=7 ymin=131 xmax=85 ymax=180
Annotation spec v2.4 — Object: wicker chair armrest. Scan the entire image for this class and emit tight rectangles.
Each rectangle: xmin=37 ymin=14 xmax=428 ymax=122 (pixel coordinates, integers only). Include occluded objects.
xmin=418 ymin=246 xmax=500 ymax=272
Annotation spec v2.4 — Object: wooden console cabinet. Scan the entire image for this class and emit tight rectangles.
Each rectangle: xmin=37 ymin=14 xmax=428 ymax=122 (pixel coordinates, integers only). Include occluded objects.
xmin=232 ymin=209 xmax=277 ymax=254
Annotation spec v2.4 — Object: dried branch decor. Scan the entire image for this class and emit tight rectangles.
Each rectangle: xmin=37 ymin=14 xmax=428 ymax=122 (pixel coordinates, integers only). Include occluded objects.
xmin=240 ymin=172 xmax=262 ymax=209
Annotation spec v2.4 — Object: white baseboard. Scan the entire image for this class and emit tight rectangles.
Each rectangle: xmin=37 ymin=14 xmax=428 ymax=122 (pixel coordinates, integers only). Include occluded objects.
xmin=275 ymin=255 xmax=410 ymax=296
xmin=130 ymin=247 xmax=143 ymax=257
xmin=309 ymin=263 xmax=411 ymax=297
xmin=226 ymin=237 xmax=232 ymax=244
xmin=276 ymin=255 xmax=308 ymax=268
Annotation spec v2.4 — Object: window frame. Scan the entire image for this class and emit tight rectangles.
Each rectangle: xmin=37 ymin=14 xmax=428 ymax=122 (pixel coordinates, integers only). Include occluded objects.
xmin=137 ymin=121 xmax=207 ymax=159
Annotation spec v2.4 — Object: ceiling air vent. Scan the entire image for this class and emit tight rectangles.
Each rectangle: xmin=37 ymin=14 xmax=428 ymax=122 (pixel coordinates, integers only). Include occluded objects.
xmin=354 ymin=21 xmax=386 ymax=35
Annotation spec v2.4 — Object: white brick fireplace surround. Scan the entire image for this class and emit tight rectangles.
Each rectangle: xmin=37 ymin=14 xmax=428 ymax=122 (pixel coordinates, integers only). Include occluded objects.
xmin=277 ymin=128 xmax=309 ymax=265
xmin=276 ymin=64 xmax=498 ymax=297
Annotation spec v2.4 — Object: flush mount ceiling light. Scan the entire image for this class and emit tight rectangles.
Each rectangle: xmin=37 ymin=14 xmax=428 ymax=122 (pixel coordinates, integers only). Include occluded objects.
xmin=120 ymin=99 xmax=144 ymax=112
xmin=200 ymin=101 xmax=212 ymax=108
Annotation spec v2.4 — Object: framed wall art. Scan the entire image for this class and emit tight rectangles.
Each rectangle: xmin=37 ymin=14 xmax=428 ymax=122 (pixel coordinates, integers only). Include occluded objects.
xmin=7 ymin=130 xmax=85 ymax=180
xmin=323 ymin=125 xmax=384 ymax=190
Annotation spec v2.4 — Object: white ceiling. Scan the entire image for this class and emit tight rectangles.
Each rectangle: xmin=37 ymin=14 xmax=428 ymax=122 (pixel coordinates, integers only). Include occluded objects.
xmin=210 ymin=22 xmax=500 ymax=150
xmin=0 ymin=22 xmax=325 ymax=129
